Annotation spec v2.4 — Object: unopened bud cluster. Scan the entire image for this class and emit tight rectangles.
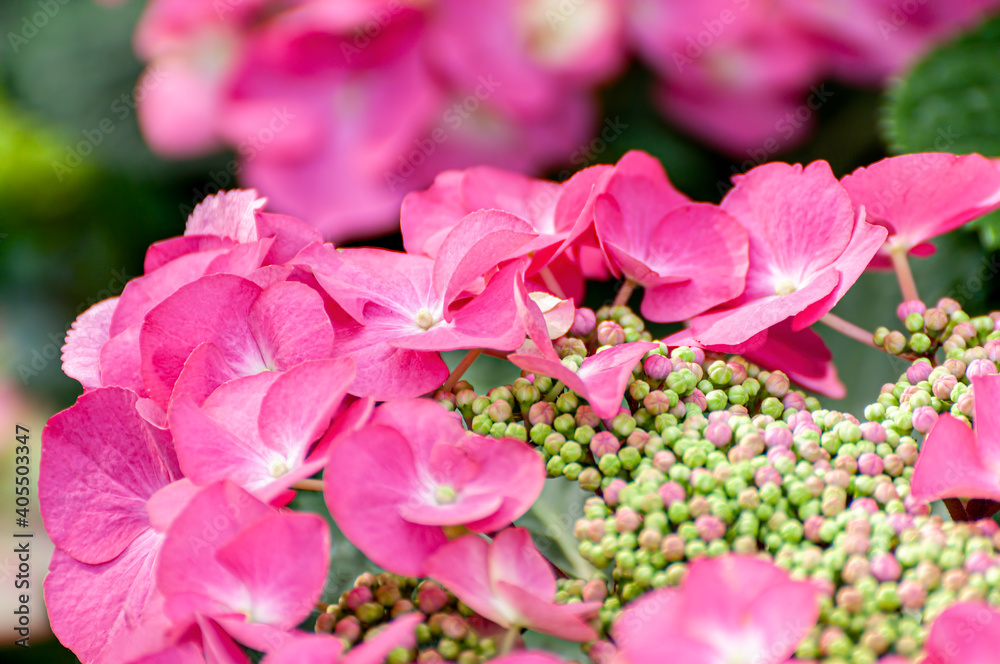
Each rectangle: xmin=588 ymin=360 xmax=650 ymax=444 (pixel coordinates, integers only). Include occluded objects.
xmin=317 ymin=573 xmax=497 ymax=663
xmin=429 ymin=305 xmax=1000 ymax=662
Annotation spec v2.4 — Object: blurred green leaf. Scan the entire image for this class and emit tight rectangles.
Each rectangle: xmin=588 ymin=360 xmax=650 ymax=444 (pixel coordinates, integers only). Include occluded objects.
xmin=883 ymin=13 xmax=1000 ymax=247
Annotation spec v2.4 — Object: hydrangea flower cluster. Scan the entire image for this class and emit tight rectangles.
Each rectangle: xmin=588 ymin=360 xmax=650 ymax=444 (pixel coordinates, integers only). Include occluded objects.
xmin=124 ymin=0 xmax=1000 ymax=239
xmin=41 ymin=149 xmax=1000 ymax=663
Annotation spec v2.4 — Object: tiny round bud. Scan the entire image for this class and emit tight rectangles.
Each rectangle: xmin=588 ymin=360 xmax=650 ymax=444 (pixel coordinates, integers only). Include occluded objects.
xmin=597 ymin=321 xmax=626 ymax=346
xmin=570 ymin=308 xmax=597 ymax=336
xmin=643 ymin=354 xmax=673 ymax=381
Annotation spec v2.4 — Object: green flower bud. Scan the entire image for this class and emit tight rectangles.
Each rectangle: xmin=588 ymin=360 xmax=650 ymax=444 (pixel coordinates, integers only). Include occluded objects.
xmin=556 ymin=391 xmax=579 ymax=413
xmin=471 ymin=414 xmax=492 ymax=435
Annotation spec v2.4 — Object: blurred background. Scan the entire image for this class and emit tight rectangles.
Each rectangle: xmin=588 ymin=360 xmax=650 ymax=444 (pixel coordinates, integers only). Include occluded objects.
xmin=3 ymin=1 xmax=1000 ymax=660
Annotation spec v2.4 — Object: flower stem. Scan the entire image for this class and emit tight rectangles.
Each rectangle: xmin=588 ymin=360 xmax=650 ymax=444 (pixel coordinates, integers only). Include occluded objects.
xmin=292 ymin=479 xmax=324 ymax=492
xmin=890 ymin=245 xmax=920 ymax=303
xmin=613 ymin=279 xmax=637 ymax=307
xmin=544 ymin=381 xmax=565 ymax=401
xmin=443 ymin=349 xmax=483 ymax=393
xmin=499 ymin=625 xmax=521 ymax=655
xmin=820 ymin=313 xmax=879 ymax=350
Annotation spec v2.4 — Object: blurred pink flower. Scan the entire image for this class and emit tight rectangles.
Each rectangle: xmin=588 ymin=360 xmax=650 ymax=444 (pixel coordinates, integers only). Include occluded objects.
xmin=924 ymin=602 xmax=1000 ymax=664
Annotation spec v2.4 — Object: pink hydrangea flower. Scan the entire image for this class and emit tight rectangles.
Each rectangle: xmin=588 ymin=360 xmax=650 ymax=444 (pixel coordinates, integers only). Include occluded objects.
xmin=168 ymin=357 xmax=355 ymax=502
xmin=911 ymin=374 xmax=1000 ymax=502
xmin=688 ymin=161 xmax=887 ymax=348
xmin=591 ymin=150 xmax=749 ymax=322
xmin=840 ymin=153 xmax=1000 ymax=268
xmin=612 ymin=555 xmax=820 ymax=664
xmin=140 ymin=274 xmax=336 ymax=408
xmin=924 ymin=602 xmax=1000 ymax=664
xmin=157 ymin=481 xmax=330 ymax=654
xmin=509 ymin=341 xmax=658 ymax=418
xmin=324 ymin=400 xmax=545 ymax=577
xmin=627 ymin=0 xmax=823 ymax=154
xmin=61 ymin=190 xmax=320 ymax=395
xmin=296 ymin=211 xmax=543 ymax=399
xmin=40 ymin=387 xmax=189 ymax=664
xmin=424 ymin=528 xmax=600 ymax=642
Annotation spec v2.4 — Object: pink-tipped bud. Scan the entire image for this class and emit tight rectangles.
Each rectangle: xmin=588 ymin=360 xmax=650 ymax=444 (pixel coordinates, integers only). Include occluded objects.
xmin=590 ymin=431 xmax=620 ymax=457
xmin=704 ymin=422 xmax=733 ymax=447
xmin=897 ymin=299 xmax=926 ymax=321
xmin=527 ymin=401 xmax=556 ymax=427
xmin=643 ymin=354 xmax=673 ymax=381
xmin=967 ymin=358 xmax=999 ymax=380
xmin=604 ymin=479 xmax=627 ymax=507
xmin=912 ymin=406 xmax=939 ymax=434
xmin=570 ymin=308 xmax=597 ymax=336
xmin=615 ymin=507 xmax=642 ymax=533
xmin=695 ymin=515 xmax=726 ymax=541
xmin=858 ymin=452 xmax=884 ymax=476
xmin=596 ymin=321 xmax=626 ymax=346
xmin=659 ymin=481 xmax=686 ymax=507
xmin=871 ymin=552 xmax=902 ymax=581
xmin=860 ymin=421 xmax=887 ymax=443
xmin=906 ymin=361 xmax=933 ymax=384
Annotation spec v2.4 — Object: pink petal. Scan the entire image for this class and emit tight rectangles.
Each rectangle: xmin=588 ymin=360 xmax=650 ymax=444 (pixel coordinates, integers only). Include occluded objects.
xmin=145 ymin=235 xmax=236 ymax=274
xmin=345 ymin=343 xmax=448 ymax=401
xmin=215 ymin=512 xmax=330 ymax=629
xmin=185 ymin=190 xmax=266 ymax=243
xmin=44 ymin=532 xmax=163 ymax=664
xmin=690 ymin=270 xmax=839 ymax=348
xmin=722 ymin=161 xmax=855 ymax=295
xmin=841 ymin=153 xmax=1000 ymax=250
xmin=494 ymin=581 xmax=599 ymax=642
xmin=341 ymin=612 xmax=424 ymax=664
xmin=40 ymin=387 xmax=180 ymax=564
xmin=925 ymin=602 xmax=1000 ymax=664
xmin=159 ymin=482 xmax=273 ymax=623
xmin=509 ymin=342 xmax=658 ymax=418
xmin=260 ymin=634 xmax=345 ymax=664
xmin=392 ymin=262 xmax=528 ymax=352
xmin=972 ymin=374 xmax=1000 ymax=471
xmin=169 ymin=381 xmax=284 ymax=494
xmin=794 ymin=209 xmax=887 ymax=329
xmin=248 ymin=281 xmax=336 ymax=370
xmin=100 ymin=326 xmax=146 ymax=394
xmin=461 ymin=437 xmax=546 ymax=533
xmin=259 ymin=358 xmax=354 ymax=462
xmin=489 ymin=528 xmax=557 ymax=600
xmin=62 ymin=298 xmax=118 ymax=389
xmin=401 ymin=169 xmax=470 ymax=256
xmin=424 ymin=535 xmax=505 ymax=626
xmin=146 ymin=478 xmax=201 ymax=534
xmin=911 ymin=414 xmax=1000 ymax=502
xmin=171 ymin=342 xmax=244 ymax=406
xmin=324 ymin=425 xmax=443 ymax=577
xmin=141 ymin=274 xmax=263 ymax=407
xmin=433 ymin=210 xmax=538 ymax=309
xmin=369 ymin=399 xmax=468 ymax=460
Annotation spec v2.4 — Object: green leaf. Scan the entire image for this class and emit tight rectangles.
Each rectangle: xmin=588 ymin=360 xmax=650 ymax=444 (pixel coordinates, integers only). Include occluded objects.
xmin=516 ymin=479 xmax=600 ymax=580
xmin=883 ymin=14 xmax=1000 ymax=247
